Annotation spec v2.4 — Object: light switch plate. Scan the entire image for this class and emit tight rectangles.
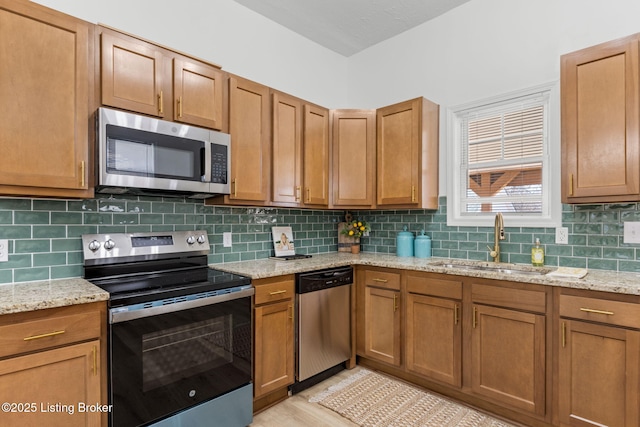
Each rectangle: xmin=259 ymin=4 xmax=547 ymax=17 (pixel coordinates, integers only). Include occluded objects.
xmin=223 ymin=232 xmax=232 ymax=248
xmin=624 ymin=222 xmax=640 ymax=244
xmin=0 ymin=239 xmax=8 ymax=262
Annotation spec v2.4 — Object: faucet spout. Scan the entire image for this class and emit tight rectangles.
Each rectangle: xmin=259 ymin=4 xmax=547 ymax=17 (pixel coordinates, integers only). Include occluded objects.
xmin=487 ymin=213 xmax=505 ymax=262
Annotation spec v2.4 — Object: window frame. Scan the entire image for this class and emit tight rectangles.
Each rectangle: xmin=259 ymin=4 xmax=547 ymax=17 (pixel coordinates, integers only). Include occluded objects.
xmin=446 ymin=82 xmax=561 ymax=228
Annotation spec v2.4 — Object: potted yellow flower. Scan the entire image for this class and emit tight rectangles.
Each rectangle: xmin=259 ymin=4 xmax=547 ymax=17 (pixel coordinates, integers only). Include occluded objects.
xmin=340 ymin=219 xmax=370 ymax=253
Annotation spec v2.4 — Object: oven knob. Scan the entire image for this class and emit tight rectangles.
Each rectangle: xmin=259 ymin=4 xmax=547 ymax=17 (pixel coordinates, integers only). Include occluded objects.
xmin=104 ymin=239 xmax=116 ymax=250
xmin=197 ymin=234 xmax=207 ymax=244
xmin=186 ymin=235 xmax=196 ymax=245
xmin=88 ymin=240 xmax=101 ymax=251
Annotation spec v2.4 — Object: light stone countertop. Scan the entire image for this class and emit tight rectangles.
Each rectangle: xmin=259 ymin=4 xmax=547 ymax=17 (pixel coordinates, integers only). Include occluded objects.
xmin=212 ymin=252 xmax=640 ymax=296
xmin=0 ymin=278 xmax=109 ymax=315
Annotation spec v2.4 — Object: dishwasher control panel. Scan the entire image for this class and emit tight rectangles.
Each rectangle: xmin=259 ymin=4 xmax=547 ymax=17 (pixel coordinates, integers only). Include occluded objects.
xmin=296 ymin=266 xmax=353 ymax=294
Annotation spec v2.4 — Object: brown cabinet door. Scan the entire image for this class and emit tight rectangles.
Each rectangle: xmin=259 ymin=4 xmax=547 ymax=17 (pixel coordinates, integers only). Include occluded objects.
xmin=363 ymin=285 xmax=401 ymax=366
xmin=0 ymin=340 xmax=101 ymax=427
xmin=228 ymin=76 xmax=271 ymax=202
xmin=173 ymin=58 xmax=223 ymax=130
xmin=0 ymin=1 xmax=91 ymax=195
xmin=405 ymin=293 xmax=462 ymax=387
xmin=471 ymin=304 xmax=546 ymax=417
xmin=558 ymin=320 xmax=640 ymax=427
xmin=377 ymin=98 xmax=420 ymax=206
xmin=302 ymin=104 xmax=330 ymax=207
xmin=272 ymin=92 xmax=303 ymax=204
xmin=101 ymin=30 xmax=165 ymax=117
xmin=254 ymin=300 xmax=294 ymax=398
xmin=331 ymin=110 xmax=376 ymax=208
xmin=561 ymin=35 xmax=640 ymax=202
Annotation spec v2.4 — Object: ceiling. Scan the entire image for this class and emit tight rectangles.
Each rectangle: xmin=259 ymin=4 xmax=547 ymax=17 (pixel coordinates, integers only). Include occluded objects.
xmin=233 ymin=0 xmax=472 ymax=57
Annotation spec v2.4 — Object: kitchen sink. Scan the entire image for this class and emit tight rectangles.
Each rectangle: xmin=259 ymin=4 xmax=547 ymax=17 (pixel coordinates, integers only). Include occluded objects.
xmin=429 ymin=261 xmax=551 ymax=276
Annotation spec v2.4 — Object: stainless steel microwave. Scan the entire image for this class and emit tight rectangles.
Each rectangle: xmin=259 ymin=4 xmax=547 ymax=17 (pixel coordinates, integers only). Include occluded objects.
xmin=97 ymin=107 xmax=230 ymax=198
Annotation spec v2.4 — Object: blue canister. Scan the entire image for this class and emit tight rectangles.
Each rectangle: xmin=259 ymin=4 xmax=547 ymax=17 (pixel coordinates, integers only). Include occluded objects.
xmin=396 ymin=225 xmax=414 ymax=257
xmin=414 ymin=230 xmax=432 ymax=258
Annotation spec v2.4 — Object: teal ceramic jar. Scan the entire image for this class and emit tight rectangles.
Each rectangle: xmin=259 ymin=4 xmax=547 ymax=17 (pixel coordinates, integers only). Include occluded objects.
xmin=396 ymin=225 xmax=414 ymax=257
xmin=414 ymin=230 xmax=432 ymax=258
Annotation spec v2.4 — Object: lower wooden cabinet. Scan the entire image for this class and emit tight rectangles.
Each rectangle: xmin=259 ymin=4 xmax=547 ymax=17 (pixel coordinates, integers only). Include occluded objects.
xmin=405 ymin=273 xmax=462 ymax=388
xmin=558 ymin=292 xmax=640 ymax=427
xmin=0 ymin=340 xmax=101 ymax=427
xmin=0 ymin=302 xmax=106 ymax=427
xmin=357 ymin=268 xmax=401 ymax=367
xmin=253 ymin=276 xmax=295 ymax=399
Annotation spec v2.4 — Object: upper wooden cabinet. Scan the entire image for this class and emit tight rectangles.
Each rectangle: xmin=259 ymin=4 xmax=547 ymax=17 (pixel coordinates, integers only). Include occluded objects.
xmin=271 ymin=92 xmax=330 ymax=208
xmin=376 ymin=97 xmax=439 ymax=209
xmin=561 ymin=34 xmax=640 ymax=203
xmin=330 ymin=110 xmax=376 ymax=209
xmin=99 ymin=26 xmax=224 ymax=130
xmin=0 ymin=0 xmax=93 ymax=198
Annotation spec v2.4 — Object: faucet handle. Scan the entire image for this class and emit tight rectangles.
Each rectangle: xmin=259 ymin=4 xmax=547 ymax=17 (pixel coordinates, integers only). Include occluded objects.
xmin=486 ymin=245 xmax=498 ymax=258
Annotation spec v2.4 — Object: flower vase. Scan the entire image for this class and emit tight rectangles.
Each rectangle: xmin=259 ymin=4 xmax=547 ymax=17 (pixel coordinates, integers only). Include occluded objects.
xmin=351 ymin=244 xmax=360 ymax=254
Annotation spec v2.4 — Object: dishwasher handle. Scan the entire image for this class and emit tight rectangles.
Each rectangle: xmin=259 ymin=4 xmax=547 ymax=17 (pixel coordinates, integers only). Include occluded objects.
xmin=296 ymin=267 xmax=353 ymax=294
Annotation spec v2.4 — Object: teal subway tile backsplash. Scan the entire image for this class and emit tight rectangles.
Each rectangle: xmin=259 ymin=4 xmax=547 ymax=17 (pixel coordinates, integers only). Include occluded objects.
xmin=3 ymin=194 xmax=640 ymax=283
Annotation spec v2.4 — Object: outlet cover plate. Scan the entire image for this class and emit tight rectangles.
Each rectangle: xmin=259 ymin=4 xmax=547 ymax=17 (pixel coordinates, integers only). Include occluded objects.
xmin=555 ymin=227 xmax=568 ymax=245
xmin=0 ymin=239 xmax=8 ymax=262
xmin=223 ymin=232 xmax=232 ymax=247
xmin=624 ymin=222 xmax=640 ymax=244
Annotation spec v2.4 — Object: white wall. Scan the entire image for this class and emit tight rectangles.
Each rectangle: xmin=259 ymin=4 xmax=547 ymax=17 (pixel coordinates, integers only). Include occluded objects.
xmin=32 ymin=0 xmax=349 ymax=108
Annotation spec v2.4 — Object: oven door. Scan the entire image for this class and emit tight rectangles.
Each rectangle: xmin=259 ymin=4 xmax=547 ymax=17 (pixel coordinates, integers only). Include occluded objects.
xmin=108 ymin=288 xmax=253 ymax=427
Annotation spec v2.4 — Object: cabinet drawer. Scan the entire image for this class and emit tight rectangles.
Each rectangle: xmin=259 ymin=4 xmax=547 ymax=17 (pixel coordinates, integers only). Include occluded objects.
xmin=364 ymin=269 xmax=400 ymax=291
xmin=0 ymin=308 xmax=101 ymax=359
xmin=254 ymin=277 xmax=295 ymax=305
xmin=559 ymin=294 xmax=640 ymax=329
xmin=472 ymin=283 xmax=546 ymax=313
xmin=406 ymin=273 xmax=462 ymax=300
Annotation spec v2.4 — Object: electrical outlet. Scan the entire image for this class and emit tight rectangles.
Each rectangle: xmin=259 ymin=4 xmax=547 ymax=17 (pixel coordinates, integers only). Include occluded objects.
xmin=0 ymin=239 xmax=8 ymax=262
xmin=624 ymin=222 xmax=640 ymax=244
xmin=555 ymin=227 xmax=569 ymax=245
xmin=223 ymin=232 xmax=232 ymax=248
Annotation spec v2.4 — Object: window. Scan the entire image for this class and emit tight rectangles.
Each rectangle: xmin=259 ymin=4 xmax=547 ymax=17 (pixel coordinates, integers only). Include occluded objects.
xmin=446 ymin=83 xmax=561 ymax=227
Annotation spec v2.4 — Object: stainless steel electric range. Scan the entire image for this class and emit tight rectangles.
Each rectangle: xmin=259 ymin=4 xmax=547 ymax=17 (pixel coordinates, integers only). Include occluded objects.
xmin=82 ymin=230 xmax=253 ymax=427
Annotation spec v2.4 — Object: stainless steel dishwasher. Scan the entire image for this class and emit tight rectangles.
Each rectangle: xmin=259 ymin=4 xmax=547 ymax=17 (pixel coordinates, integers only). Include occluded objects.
xmin=291 ymin=266 xmax=353 ymax=394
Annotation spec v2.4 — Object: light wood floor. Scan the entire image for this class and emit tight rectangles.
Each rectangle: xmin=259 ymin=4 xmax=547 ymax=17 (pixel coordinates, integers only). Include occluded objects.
xmin=250 ymin=367 xmax=362 ymax=427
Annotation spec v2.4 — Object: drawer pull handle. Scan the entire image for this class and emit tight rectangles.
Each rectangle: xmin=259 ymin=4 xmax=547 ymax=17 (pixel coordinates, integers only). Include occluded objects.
xmin=24 ymin=330 xmax=66 ymax=341
xmin=269 ymin=290 xmax=287 ymax=296
xmin=372 ymin=278 xmax=388 ymax=283
xmin=580 ymin=307 xmax=614 ymax=316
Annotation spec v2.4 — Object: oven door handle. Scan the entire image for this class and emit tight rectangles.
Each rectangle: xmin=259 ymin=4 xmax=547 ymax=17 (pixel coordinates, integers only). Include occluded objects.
xmin=109 ymin=287 xmax=255 ymax=324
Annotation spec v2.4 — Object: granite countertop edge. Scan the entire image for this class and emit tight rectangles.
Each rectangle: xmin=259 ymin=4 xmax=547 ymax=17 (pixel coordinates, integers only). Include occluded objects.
xmin=0 ymin=278 xmax=110 ymax=315
xmin=211 ymin=252 xmax=640 ymax=296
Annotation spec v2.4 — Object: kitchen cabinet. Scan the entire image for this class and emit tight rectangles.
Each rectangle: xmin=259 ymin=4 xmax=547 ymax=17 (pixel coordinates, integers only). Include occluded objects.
xmin=376 ymin=97 xmax=439 ymax=209
xmin=561 ymin=33 xmax=640 ymax=203
xmin=100 ymin=26 xmax=224 ymax=130
xmin=405 ymin=272 xmax=462 ymax=388
xmin=330 ymin=110 xmax=376 ymax=208
xmin=470 ymin=282 xmax=547 ymax=418
xmin=356 ymin=268 xmax=401 ymax=367
xmin=209 ymin=75 xmax=271 ymax=205
xmin=253 ymin=276 xmax=295 ymax=401
xmin=557 ymin=291 xmax=640 ymax=427
xmin=272 ymin=92 xmax=330 ymax=207
xmin=0 ymin=0 xmax=93 ymax=198
xmin=0 ymin=302 xmax=106 ymax=427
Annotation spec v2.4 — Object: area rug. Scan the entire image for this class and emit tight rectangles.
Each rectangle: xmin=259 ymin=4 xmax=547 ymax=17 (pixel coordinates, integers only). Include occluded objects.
xmin=309 ymin=369 xmax=516 ymax=427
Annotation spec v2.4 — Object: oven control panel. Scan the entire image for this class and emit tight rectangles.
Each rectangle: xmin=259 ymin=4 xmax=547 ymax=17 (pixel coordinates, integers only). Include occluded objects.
xmin=82 ymin=230 xmax=210 ymax=265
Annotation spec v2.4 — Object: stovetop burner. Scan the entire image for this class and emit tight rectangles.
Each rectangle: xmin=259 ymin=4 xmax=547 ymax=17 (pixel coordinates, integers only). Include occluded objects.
xmin=82 ymin=230 xmax=250 ymax=307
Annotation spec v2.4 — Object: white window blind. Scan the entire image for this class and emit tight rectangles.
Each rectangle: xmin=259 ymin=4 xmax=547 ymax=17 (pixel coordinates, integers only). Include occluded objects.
xmin=447 ymin=83 xmax=561 ymax=228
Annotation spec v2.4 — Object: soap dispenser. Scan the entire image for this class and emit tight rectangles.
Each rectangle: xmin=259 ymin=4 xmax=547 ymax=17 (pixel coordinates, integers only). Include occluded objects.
xmin=531 ymin=238 xmax=544 ymax=267
xmin=414 ymin=230 xmax=432 ymax=259
xmin=396 ymin=225 xmax=414 ymax=257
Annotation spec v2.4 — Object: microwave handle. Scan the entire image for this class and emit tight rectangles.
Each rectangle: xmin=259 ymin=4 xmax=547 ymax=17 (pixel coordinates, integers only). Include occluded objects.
xmin=200 ymin=147 xmax=206 ymax=181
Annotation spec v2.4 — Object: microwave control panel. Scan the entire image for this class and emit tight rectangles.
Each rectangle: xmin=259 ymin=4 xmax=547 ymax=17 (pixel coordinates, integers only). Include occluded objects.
xmin=211 ymin=144 xmax=228 ymax=184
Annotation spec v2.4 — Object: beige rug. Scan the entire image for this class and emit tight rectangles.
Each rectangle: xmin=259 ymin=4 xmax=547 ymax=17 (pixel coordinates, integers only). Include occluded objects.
xmin=309 ymin=369 xmax=516 ymax=427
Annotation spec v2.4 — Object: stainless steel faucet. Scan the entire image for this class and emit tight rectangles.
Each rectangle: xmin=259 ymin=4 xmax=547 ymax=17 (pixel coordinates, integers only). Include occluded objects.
xmin=487 ymin=213 xmax=505 ymax=262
